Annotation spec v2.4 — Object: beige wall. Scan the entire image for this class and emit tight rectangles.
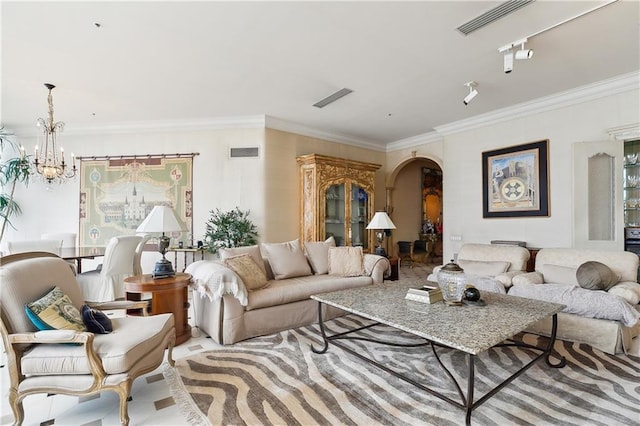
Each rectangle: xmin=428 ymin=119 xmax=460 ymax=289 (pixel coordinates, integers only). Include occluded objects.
xmin=262 ymin=128 xmax=387 ymax=243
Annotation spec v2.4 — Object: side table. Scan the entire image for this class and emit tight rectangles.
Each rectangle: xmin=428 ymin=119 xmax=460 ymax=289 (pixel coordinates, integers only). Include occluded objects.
xmin=387 ymin=256 xmax=399 ymax=281
xmin=124 ymin=273 xmax=192 ymax=345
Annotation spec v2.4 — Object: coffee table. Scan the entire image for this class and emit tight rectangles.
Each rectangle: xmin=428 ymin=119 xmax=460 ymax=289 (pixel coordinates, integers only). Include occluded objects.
xmin=311 ymin=282 xmax=566 ymax=426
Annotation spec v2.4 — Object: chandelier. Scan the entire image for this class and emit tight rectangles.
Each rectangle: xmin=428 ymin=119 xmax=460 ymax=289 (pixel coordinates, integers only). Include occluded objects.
xmin=33 ymin=83 xmax=76 ymax=184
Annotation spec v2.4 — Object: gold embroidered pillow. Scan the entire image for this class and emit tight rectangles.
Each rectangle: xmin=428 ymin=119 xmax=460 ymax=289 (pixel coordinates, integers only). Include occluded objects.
xmin=328 ymin=246 xmax=365 ymax=277
xmin=224 ymin=254 xmax=269 ymax=291
xmin=25 ymin=286 xmax=86 ymax=331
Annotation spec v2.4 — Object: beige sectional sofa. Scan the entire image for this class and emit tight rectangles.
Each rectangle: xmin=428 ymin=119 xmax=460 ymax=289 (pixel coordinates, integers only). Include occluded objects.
xmin=186 ymin=239 xmax=390 ymax=344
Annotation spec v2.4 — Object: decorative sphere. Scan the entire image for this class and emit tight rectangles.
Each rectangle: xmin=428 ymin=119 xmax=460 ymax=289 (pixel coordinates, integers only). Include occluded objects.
xmin=463 ymin=287 xmax=481 ymax=302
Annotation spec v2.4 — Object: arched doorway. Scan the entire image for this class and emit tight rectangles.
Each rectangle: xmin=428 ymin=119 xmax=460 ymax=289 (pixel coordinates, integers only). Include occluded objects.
xmin=386 ymin=155 xmax=443 ymax=263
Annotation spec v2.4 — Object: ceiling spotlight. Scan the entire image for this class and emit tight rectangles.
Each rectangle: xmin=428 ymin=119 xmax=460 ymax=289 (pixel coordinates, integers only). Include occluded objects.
xmin=463 ymin=81 xmax=478 ymax=105
xmin=515 ymin=42 xmax=533 ymax=60
xmin=503 ymin=51 xmax=514 ymax=74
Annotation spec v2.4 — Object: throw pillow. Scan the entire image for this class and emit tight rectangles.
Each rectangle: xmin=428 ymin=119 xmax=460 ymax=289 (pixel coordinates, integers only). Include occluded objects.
xmin=328 ymin=246 xmax=365 ymax=277
xmin=25 ymin=286 xmax=87 ymax=332
xmin=261 ymin=239 xmax=312 ymax=280
xmin=542 ymin=264 xmax=579 ymax=286
xmin=219 ymin=245 xmax=266 ymax=275
xmin=223 ymin=253 xmax=269 ymax=291
xmin=81 ymin=305 xmax=113 ymax=334
xmin=457 ymin=260 xmax=510 ymax=276
xmin=305 ymin=236 xmax=336 ymax=274
xmin=576 ymin=261 xmax=619 ymax=291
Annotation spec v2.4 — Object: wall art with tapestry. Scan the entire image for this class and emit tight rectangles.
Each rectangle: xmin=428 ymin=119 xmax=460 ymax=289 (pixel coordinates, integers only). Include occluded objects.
xmin=78 ymin=155 xmax=194 ymax=247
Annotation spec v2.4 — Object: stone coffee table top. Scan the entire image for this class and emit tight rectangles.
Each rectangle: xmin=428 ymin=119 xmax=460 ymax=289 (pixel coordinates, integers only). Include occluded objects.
xmin=311 ymin=281 xmax=565 ymax=355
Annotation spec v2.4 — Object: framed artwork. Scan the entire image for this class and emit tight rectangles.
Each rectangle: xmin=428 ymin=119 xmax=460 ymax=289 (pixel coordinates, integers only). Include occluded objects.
xmin=78 ymin=155 xmax=194 ymax=247
xmin=482 ymin=139 xmax=549 ymax=218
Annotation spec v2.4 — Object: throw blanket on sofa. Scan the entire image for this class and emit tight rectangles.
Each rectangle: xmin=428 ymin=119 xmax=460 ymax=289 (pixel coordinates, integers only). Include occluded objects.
xmin=509 ymin=283 xmax=640 ymax=327
xmin=185 ymin=260 xmax=249 ymax=306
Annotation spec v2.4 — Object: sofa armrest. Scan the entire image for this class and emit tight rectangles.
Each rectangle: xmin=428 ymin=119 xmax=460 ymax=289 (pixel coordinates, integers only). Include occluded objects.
xmin=364 ymin=254 xmax=391 ymax=284
xmin=185 ymin=260 xmax=249 ymax=306
xmin=512 ymin=271 xmax=544 ymax=286
xmin=495 ymin=270 xmax=527 ymax=288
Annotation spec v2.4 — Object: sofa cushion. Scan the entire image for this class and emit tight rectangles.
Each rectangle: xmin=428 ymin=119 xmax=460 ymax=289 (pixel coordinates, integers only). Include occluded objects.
xmin=246 ymin=274 xmax=372 ymax=311
xmin=608 ymin=281 xmax=640 ymax=305
xmin=457 ymin=259 xmax=510 ymax=276
xmin=81 ymin=305 xmax=113 ymax=334
xmin=25 ymin=286 xmax=87 ymax=332
xmin=262 ymin=239 xmax=312 ymax=280
xmin=223 ymin=254 xmax=268 ymax=291
xmin=328 ymin=246 xmax=365 ymax=277
xmin=305 ymin=237 xmax=336 ymax=274
xmin=542 ymin=264 xmax=579 ymax=286
xmin=219 ymin=245 xmax=266 ymax=276
xmin=21 ymin=313 xmax=175 ymax=375
xmin=576 ymin=261 xmax=619 ymax=291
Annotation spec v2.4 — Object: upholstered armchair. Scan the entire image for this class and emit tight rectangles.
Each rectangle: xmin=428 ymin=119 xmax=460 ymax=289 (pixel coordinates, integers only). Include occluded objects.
xmin=0 ymin=252 xmax=176 ymax=425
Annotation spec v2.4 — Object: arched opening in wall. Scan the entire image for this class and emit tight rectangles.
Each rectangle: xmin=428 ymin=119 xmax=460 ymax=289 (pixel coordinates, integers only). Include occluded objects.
xmin=387 ymin=156 xmax=443 ymax=266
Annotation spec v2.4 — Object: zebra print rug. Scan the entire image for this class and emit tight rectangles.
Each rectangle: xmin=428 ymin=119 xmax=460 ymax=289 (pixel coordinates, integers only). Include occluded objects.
xmin=164 ymin=315 xmax=640 ymax=426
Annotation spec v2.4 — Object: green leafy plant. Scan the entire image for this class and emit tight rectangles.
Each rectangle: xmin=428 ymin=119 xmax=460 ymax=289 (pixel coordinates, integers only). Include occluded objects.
xmin=0 ymin=128 xmax=31 ymax=243
xmin=204 ymin=207 xmax=258 ymax=254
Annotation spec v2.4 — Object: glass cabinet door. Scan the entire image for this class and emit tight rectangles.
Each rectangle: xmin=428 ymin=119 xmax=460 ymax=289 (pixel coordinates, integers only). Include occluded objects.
xmin=350 ymin=185 xmax=368 ymax=249
xmin=325 ymin=184 xmax=345 ymax=246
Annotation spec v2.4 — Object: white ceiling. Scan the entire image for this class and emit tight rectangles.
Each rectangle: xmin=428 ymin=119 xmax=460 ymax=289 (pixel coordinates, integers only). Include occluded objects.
xmin=2 ymin=1 xmax=639 ymax=149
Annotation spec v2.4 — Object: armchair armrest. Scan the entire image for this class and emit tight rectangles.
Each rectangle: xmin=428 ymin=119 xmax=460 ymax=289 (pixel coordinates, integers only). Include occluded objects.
xmin=512 ymin=271 xmax=544 ymax=286
xmin=494 ymin=270 xmax=527 ymax=288
xmin=87 ymin=300 xmax=150 ymax=316
xmin=8 ymin=330 xmax=106 ymax=381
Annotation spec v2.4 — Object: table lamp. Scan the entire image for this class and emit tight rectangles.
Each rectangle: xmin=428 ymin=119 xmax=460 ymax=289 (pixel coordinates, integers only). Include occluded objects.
xmin=366 ymin=211 xmax=396 ymax=256
xmin=136 ymin=205 xmax=184 ymax=278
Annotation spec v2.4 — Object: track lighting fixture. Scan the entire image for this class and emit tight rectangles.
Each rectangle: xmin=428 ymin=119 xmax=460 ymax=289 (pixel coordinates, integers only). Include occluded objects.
xmin=503 ymin=51 xmax=514 ymax=74
xmin=515 ymin=41 xmax=533 ymax=60
xmin=463 ymin=81 xmax=478 ymax=105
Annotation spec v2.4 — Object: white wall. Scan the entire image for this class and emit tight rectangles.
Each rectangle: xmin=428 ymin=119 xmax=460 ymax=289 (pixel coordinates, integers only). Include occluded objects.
xmin=388 ymin=87 xmax=639 ymax=262
xmin=4 ymin=127 xmax=266 ymax=272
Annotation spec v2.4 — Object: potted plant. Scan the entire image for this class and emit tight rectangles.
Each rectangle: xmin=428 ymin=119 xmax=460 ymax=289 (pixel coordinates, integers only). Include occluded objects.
xmin=203 ymin=207 xmax=258 ymax=254
xmin=0 ymin=128 xmax=31 ymax=244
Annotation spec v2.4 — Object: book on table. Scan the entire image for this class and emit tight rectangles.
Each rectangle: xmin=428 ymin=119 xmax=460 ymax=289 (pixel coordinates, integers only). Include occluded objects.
xmin=405 ymin=283 xmax=443 ymax=304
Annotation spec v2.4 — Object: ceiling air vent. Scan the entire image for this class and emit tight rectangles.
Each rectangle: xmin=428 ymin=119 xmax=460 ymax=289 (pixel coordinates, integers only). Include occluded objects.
xmin=457 ymin=0 xmax=535 ymax=36
xmin=229 ymin=147 xmax=259 ymax=159
xmin=313 ymin=88 xmax=353 ymax=108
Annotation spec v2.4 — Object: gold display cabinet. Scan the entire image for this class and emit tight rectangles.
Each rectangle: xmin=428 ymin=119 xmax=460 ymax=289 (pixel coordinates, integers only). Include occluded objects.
xmin=297 ymin=154 xmax=380 ymax=250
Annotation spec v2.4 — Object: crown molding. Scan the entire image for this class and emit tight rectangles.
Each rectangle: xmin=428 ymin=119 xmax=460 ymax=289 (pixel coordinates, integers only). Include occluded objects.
xmin=11 ymin=116 xmax=267 ymax=137
xmin=607 ymin=122 xmax=640 ymax=141
xmin=434 ymin=71 xmax=639 ymax=136
xmin=265 ymin=116 xmax=386 ymax=152
xmin=385 ymin=131 xmax=443 ymax=152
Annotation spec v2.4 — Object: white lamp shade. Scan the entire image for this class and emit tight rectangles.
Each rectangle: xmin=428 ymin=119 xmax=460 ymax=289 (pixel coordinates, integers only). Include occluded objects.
xmin=366 ymin=212 xmax=396 ymax=230
xmin=136 ymin=206 xmax=184 ymax=233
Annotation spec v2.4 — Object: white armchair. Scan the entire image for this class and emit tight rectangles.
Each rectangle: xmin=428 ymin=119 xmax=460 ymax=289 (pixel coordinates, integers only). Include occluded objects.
xmin=0 ymin=252 xmax=175 ymax=425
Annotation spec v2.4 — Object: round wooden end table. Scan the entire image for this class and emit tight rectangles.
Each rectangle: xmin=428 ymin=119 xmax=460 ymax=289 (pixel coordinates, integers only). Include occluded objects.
xmin=124 ymin=273 xmax=192 ymax=345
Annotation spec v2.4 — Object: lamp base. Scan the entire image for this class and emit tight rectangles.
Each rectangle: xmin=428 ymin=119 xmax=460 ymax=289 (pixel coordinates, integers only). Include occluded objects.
xmin=374 ymin=246 xmax=387 ymax=257
xmin=152 ymin=258 xmax=175 ymax=279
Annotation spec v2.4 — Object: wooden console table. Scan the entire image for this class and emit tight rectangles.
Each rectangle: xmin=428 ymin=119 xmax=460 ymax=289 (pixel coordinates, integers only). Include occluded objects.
xmin=124 ymin=273 xmax=192 ymax=345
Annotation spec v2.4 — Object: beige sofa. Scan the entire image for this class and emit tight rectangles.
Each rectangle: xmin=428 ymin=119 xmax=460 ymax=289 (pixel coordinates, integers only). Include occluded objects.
xmin=427 ymin=243 xmax=531 ymax=292
xmin=186 ymin=240 xmax=391 ymax=344
xmin=510 ymin=248 xmax=640 ymax=355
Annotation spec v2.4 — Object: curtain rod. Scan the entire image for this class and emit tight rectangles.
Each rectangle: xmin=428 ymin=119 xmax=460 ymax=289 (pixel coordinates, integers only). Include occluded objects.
xmin=76 ymin=152 xmax=200 ymax=161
